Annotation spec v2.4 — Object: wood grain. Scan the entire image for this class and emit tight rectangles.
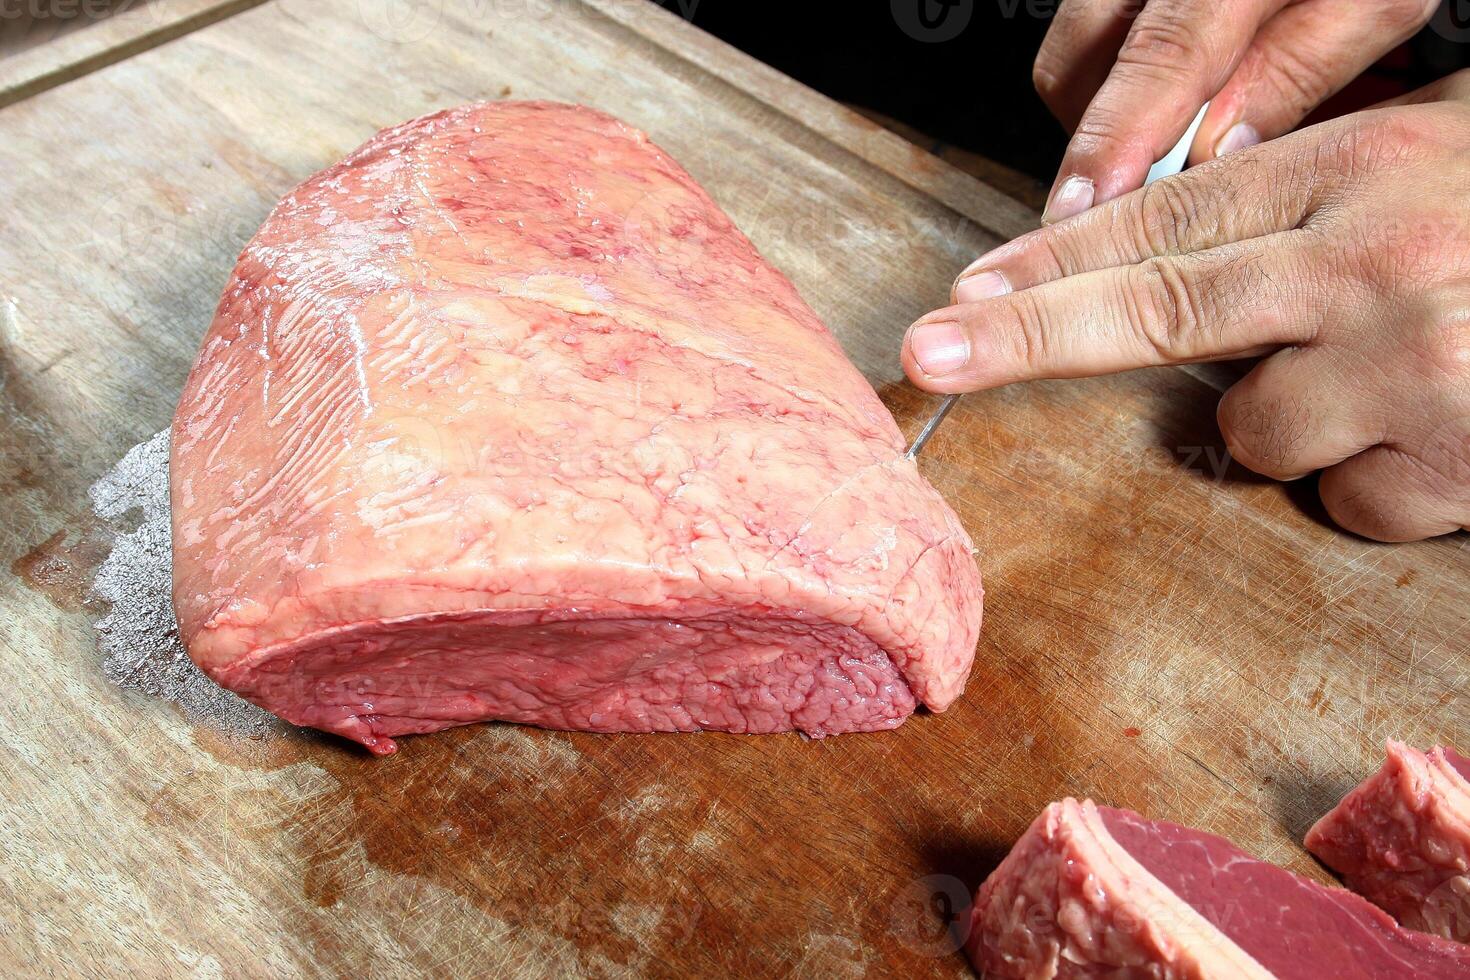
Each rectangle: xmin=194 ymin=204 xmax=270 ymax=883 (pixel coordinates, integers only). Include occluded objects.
xmin=847 ymin=105 xmax=1050 ymax=213
xmin=0 ymin=0 xmax=268 ymax=109
xmin=0 ymin=0 xmax=1465 ymax=976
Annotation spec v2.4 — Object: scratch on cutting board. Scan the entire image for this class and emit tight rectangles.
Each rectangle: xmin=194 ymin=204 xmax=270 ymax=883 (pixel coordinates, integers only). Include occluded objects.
xmin=614 ymin=784 xmax=670 ymax=822
xmin=689 ymin=801 xmax=726 ymax=853
xmin=793 ymin=933 xmax=873 ymax=979
xmin=477 ymin=726 xmax=583 ymax=790
xmin=1 ymin=295 xmax=19 ymax=340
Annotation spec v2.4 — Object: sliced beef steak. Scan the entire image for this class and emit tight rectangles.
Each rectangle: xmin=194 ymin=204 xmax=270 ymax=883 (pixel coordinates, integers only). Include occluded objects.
xmin=1307 ymin=741 xmax=1470 ymax=942
xmin=170 ymin=101 xmax=982 ymax=754
xmin=968 ymin=797 xmax=1470 ymax=978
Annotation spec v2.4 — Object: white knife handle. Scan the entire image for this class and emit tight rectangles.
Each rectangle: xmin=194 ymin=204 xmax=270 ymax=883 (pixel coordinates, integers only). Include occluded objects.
xmin=1145 ymin=102 xmax=1210 ymax=184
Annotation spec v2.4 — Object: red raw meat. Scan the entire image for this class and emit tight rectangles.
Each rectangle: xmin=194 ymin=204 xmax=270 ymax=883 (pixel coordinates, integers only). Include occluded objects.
xmin=968 ymin=798 xmax=1470 ymax=978
xmin=1307 ymin=741 xmax=1470 ymax=942
xmin=170 ymin=102 xmax=982 ymax=754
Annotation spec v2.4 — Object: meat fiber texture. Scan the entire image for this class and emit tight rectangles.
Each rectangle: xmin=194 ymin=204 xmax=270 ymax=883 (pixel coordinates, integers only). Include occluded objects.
xmin=170 ymin=101 xmax=982 ymax=755
xmin=968 ymin=797 xmax=1470 ymax=979
xmin=1306 ymin=741 xmax=1470 ymax=943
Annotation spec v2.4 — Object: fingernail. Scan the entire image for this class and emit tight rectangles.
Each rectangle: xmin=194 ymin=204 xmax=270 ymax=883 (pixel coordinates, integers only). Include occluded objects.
xmin=954 ymin=269 xmax=1011 ymax=305
xmin=1214 ymin=122 xmax=1260 ymax=158
xmin=909 ymin=320 xmax=970 ymax=378
xmin=1042 ymin=175 xmax=1094 ymax=225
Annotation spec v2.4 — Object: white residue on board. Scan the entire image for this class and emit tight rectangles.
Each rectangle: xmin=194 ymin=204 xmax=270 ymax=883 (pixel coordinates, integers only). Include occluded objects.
xmin=88 ymin=429 xmax=282 ymax=740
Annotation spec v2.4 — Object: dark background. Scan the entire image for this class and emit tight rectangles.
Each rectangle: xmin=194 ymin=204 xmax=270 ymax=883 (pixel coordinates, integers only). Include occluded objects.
xmin=652 ymin=0 xmax=1470 ymax=193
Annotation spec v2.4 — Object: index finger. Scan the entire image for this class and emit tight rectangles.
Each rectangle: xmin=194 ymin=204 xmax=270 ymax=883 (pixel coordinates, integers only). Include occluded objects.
xmin=954 ymin=128 xmax=1319 ymax=305
xmin=903 ymin=238 xmax=1315 ymax=393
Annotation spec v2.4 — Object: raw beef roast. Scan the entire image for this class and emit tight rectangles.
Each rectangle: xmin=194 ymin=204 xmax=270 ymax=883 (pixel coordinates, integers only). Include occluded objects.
xmin=1307 ymin=741 xmax=1470 ymax=942
xmin=170 ymin=101 xmax=981 ymax=754
xmin=968 ymin=798 xmax=1470 ymax=978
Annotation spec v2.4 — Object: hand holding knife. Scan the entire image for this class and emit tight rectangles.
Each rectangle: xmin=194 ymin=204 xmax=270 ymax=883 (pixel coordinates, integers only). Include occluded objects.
xmin=903 ymin=104 xmax=1210 ymax=459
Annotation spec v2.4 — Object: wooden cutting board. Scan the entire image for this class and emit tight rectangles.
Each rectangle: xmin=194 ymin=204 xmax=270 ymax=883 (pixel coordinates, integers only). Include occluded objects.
xmin=1 ymin=1 xmax=1465 ymax=975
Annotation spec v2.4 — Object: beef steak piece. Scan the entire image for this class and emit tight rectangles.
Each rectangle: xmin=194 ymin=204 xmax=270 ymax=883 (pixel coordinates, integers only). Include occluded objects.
xmin=968 ymin=797 xmax=1470 ymax=978
xmin=170 ymin=101 xmax=982 ymax=754
xmin=1307 ymin=740 xmax=1470 ymax=942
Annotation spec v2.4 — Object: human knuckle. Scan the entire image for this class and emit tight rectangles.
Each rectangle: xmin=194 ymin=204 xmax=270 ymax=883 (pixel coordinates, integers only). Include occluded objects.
xmin=1328 ymin=113 xmax=1435 ymax=179
xmin=1414 ymin=304 xmax=1470 ymax=380
xmin=1119 ymin=7 xmax=1207 ymax=74
xmin=1257 ymin=44 xmax=1336 ymax=115
xmin=1035 ymin=231 xmax=1076 ymax=280
xmin=1032 ymin=56 xmax=1064 ymax=103
xmin=1011 ymin=290 xmax=1055 ymax=370
xmin=1322 ymin=453 xmax=1447 ymax=541
xmin=1129 ymin=258 xmax=1207 ymax=359
xmin=1265 ymin=145 xmax=1322 ymax=218
xmin=1069 ymin=112 xmax=1141 ymax=160
xmin=1008 ymin=222 xmax=1072 ymax=281
xmin=1217 ymin=389 xmax=1314 ymax=477
xmin=1135 ymin=178 xmax=1215 ymax=255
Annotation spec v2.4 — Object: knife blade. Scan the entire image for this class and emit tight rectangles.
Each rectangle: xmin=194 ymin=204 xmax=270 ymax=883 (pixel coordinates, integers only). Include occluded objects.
xmin=904 ymin=103 xmax=1210 ymax=458
xmin=903 ymin=393 xmax=959 ymax=459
